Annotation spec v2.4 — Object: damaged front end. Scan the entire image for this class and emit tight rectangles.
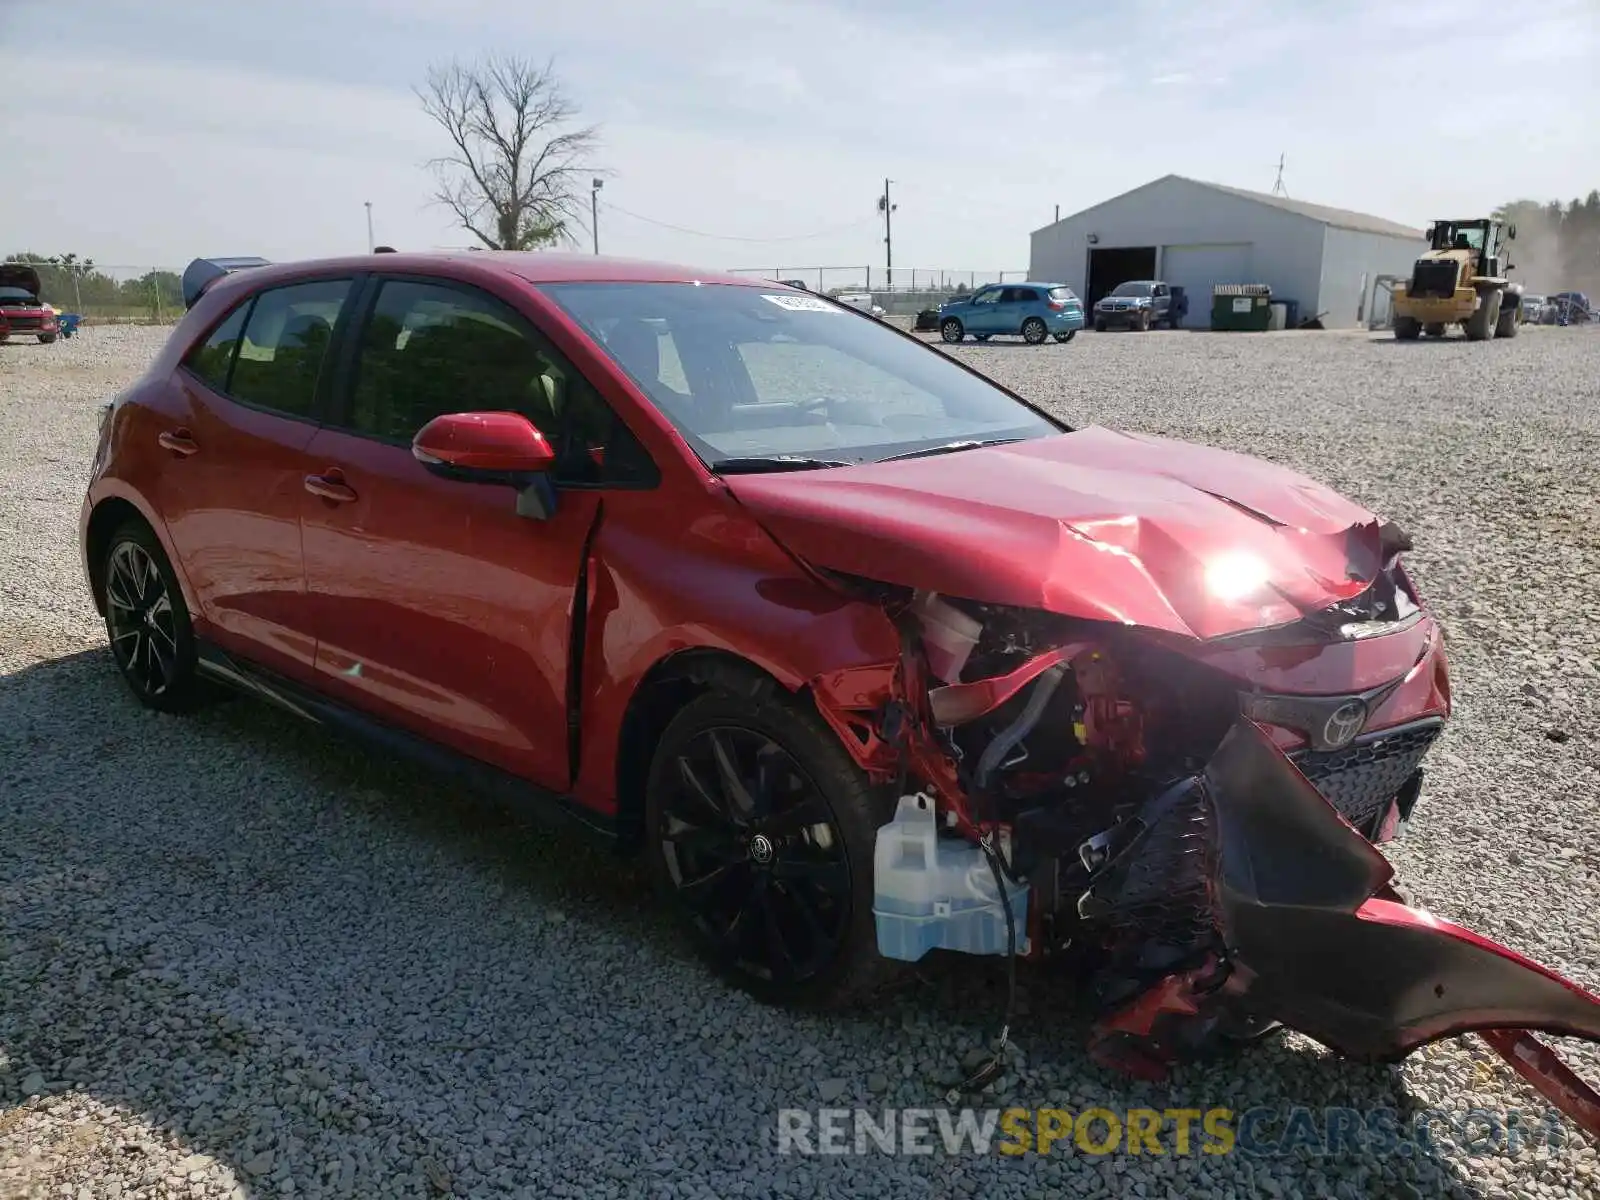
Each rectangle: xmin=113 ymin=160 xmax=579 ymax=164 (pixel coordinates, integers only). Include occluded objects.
xmin=806 ymin=569 xmax=1600 ymax=1139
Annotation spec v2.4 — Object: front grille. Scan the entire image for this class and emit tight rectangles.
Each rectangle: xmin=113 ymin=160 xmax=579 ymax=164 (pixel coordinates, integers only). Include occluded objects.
xmin=1098 ymin=782 xmax=1217 ymax=952
xmin=1292 ymin=718 xmax=1443 ymax=834
xmin=1409 ymin=260 xmax=1459 ymax=299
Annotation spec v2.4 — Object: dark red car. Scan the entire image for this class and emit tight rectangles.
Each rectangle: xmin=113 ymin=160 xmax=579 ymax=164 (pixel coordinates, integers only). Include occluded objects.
xmin=0 ymin=262 xmax=60 ymax=343
xmin=81 ymin=252 xmax=1600 ymax=1133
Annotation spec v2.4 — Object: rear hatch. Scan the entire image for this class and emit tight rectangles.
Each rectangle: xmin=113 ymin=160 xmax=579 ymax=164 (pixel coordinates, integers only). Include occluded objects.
xmin=0 ymin=263 xmax=43 ymax=298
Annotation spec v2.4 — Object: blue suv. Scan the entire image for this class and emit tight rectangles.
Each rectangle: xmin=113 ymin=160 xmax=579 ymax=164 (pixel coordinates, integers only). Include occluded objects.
xmin=937 ymin=282 xmax=1085 ymax=345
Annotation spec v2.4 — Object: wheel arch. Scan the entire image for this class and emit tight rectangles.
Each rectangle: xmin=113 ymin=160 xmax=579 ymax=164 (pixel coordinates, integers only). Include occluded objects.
xmin=83 ymin=491 xmax=197 ymax=621
xmin=611 ymin=647 xmax=800 ymax=854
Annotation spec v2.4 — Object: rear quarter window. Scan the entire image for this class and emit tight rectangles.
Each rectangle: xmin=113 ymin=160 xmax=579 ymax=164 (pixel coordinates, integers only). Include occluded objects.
xmin=183 ymin=301 xmax=251 ymax=392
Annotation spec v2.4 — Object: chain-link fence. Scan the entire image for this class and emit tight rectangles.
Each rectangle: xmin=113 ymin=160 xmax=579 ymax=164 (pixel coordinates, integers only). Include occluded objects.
xmin=725 ymin=266 xmax=1027 ymax=295
xmin=3 ymin=258 xmax=183 ymax=324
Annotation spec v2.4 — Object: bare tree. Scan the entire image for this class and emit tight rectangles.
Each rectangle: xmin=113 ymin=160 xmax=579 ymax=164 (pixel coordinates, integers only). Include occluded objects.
xmin=417 ymin=55 xmax=601 ymax=251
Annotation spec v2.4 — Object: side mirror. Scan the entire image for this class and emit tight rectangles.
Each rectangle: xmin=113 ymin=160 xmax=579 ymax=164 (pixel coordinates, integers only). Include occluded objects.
xmin=412 ymin=412 xmax=559 ymax=518
xmin=1508 ymin=223 xmax=1517 ymax=240
xmin=413 ymin=411 xmax=555 ymax=475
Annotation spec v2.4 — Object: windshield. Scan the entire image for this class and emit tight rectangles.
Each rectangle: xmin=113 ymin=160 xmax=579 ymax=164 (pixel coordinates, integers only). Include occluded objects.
xmin=0 ymin=287 xmax=39 ymax=306
xmin=541 ymin=282 xmax=1063 ymax=467
xmin=1433 ymin=223 xmax=1486 ymax=251
xmin=1110 ymin=282 xmax=1153 ymax=297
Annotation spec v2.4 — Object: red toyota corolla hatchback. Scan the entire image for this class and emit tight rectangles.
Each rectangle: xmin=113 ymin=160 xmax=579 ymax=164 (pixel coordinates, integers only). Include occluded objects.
xmin=80 ymin=252 xmax=1600 ymax=1125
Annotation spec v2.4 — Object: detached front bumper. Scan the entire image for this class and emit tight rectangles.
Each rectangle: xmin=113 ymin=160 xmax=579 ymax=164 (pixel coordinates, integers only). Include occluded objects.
xmin=1074 ymin=719 xmax=1600 ymax=1138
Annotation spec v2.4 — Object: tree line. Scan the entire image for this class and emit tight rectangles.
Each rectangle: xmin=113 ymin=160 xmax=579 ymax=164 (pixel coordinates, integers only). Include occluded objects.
xmin=1494 ymin=192 xmax=1600 ymax=296
xmin=3 ymin=252 xmax=183 ymax=314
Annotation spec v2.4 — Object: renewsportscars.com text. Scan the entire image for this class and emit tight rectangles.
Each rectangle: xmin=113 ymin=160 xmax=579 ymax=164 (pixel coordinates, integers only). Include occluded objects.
xmin=775 ymin=1105 xmax=1571 ymax=1159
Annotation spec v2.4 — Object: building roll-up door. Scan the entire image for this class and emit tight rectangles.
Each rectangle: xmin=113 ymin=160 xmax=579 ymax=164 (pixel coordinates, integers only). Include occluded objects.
xmin=1160 ymin=244 xmax=1254 ymax=317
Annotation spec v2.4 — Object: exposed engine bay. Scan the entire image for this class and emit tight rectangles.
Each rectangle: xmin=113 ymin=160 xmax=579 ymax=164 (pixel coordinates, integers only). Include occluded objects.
xmin=807 ymin=557 xmax=1600 ymax=1139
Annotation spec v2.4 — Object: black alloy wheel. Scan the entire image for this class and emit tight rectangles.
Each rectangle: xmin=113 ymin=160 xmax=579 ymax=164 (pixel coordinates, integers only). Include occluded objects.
xmin=659 ymin=726 xmax=850 ymax=985
xmin=645 ymin=684 xmax=898 ymax=1008
xmin=106 ymin=540 xmax=180 ymax=699
xmin=100 ymin=521 xmax=205 ymax=712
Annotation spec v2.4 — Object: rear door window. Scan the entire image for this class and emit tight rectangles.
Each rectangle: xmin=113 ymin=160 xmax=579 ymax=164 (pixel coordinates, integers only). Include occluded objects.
xmin=228 ymin=279 xmax=353 ymax=419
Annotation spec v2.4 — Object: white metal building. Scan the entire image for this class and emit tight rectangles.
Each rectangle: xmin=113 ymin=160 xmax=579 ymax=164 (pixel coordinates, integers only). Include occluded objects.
xmin=1029 ymin=175 xmax=1426 ymax=328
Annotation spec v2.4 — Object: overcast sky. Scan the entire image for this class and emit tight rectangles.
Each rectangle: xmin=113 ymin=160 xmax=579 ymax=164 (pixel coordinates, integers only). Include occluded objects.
xmin=2 ymin=0 xmax=1596 ymax=276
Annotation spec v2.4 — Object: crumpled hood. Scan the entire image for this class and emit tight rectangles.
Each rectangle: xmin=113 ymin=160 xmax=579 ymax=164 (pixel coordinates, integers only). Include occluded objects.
xmin=723 ymin=426 xmax=1385 ymax=640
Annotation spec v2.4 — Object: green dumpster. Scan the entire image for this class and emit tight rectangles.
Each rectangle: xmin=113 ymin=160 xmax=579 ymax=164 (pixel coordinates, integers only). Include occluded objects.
xmin=1211 ymin=283 xmax=1273 ymax=331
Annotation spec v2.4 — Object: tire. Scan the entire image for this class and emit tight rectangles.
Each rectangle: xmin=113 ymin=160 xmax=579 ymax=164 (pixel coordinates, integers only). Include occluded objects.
xmin=1464 ymin=290 xmax=1501 ymax=341
xmin=99 ymin=519 xmax=208 ymax=713
xmin=1133 ymin=310 xmax=1150 ymax=332
xmin=1423 ymin=323 xmax=1446 ymax=338
xmin=940 ymin=319 xmax=964 ymax=344
xmin=1094 ymin=320 xmax=1107 ymax=333
xmin=1021 ymin=317 xmax=1048 ymax=345
xmin=38 ymin=333 xmax=57 ymax=344
xmin=1393 ymin=316 xmax=1422 ymax=340
xmin=1052 ymin=330 xmax=1076 ymax=343
xmin=1495 ymin=302 xmax=1520 ymax=339
xmin=974 ymin=334 xmax=991 ymax=342
xmin=643 ymin=684 xmax=900 ymax=1010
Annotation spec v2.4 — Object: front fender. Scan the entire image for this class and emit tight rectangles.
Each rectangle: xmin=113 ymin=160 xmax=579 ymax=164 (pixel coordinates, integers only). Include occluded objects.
xmin=570 ymin=504 xmax=902 ymax=813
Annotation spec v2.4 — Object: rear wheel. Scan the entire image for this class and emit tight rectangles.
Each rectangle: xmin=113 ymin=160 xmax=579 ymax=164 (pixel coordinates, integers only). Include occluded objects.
xmin=1052 ymin=330 xmax=1076 ymax=343
xmin=1464 ymin=290 xmax=1501 ymax=341
xmin=38 ymin=333 xmax=57 ymax=344
xmin=1021 ymin=317 xmax=1048 ymax=345
xmin=644 ymin=686 xmax=898 ymax=1009
xmin=1495 ymin=301 xmax=1520 ymax=339
xmin=1423 ymin=323 xmax=1446 ymax=337
xmin=99 ymin=520 xmax=207 ymax=713
xmin=1393 ymin=316 xmax=1423 ymax=340
xmin=940 ymin=318 xmax=964 ymax=343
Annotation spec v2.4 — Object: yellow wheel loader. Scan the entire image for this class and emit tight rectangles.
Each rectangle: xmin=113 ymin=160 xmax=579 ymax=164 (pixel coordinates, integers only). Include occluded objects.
xmin=1391 ymin=218 xmax=1523 ymax=342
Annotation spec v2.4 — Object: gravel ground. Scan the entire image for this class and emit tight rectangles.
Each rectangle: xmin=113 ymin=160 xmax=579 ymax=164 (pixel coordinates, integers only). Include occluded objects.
xmin=3 ymin=323 xmax=1599 ymax=1199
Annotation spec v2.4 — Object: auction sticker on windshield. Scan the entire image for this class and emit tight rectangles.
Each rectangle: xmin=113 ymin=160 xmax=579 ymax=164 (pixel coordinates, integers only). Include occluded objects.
xmin=762 ymin=294 xmax=841 ymax=312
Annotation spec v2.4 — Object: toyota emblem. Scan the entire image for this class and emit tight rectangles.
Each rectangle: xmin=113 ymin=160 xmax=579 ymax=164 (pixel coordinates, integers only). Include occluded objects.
xmin=1321 ymin=701 xmax=1367 ymax=749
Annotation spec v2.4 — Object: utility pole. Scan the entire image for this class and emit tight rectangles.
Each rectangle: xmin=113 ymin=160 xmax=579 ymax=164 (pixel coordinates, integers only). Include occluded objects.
xmin=1271 ymin=153 xmax=1288 ymax=197
xmin=364 ymin=201 xmax=374 ymax=253
xmin=1055 ymin=204 xmax=1060 ymax=224
xmin=591 ymin=179 xmax=604 ymax=254
xmin=877 ymin=179 xmax=897 ymax=289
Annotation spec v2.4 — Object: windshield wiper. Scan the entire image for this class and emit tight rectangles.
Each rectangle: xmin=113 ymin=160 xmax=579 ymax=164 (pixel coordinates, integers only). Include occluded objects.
xmin=710 ymin=454 xmax=856 ymax=474
xmin=877 ymin=437 xmax=1023 ymax=463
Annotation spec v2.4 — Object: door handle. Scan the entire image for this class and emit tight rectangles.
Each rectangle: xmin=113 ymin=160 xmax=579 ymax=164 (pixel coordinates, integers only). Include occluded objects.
xmin=304 ymin=470 xmax=358 ymax=504
xmin=158 ymin=429 xmax=199 ymax=457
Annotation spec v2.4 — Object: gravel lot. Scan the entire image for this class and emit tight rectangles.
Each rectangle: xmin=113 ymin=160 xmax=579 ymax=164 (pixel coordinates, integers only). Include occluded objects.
xmin=3 ymin=323 xmax=1599 ymax=1199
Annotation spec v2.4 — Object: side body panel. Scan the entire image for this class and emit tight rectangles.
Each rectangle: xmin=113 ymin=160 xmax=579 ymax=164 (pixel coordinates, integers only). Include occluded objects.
xmin=299 ymin=426 xmax=601 ymax=790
